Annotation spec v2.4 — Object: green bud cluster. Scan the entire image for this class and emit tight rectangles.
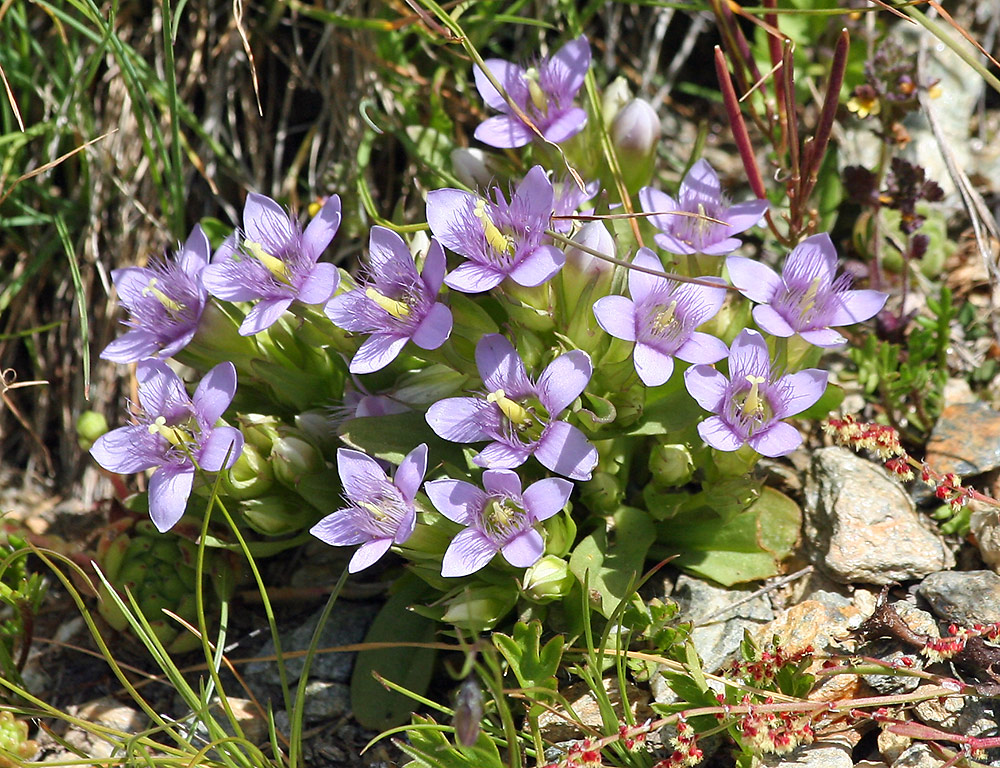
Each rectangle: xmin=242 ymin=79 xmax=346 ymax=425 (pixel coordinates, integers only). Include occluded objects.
xmin=0 ymin=711 xmax=38 ymax=766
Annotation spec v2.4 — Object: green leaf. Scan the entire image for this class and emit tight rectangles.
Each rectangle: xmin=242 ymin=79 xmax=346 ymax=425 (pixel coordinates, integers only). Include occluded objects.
xmin=397 ymin=715 xmax=504 ymax=768
xmin=569 ymin=506 xmax=655 ymax=618
xmin=351 ymin=577 xmax=438 ymax=730
xmin=493 ymin=620 xmax=564 ymax=692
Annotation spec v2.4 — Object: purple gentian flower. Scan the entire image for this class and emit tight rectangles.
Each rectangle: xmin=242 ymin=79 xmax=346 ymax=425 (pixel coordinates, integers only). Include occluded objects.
xmin=727 ymin=233 xmax=888 ymax=347
xmin=309 ymin=444 xmax=426 ymax=573
xmin=473 ymin=35 xmax=591 ymax=148
xmin=426 ymin=166 xmax=563 ymax=293
xmin=325 ymin=226 xmax=453 ymax=373
xmin=684 ymin=329 xmax=827 ymax=457
xmin=593 ymin=247 xmax=729 ymax=386
xmin=639 ymin=159 xmax=768 ymax=256
xmin=102 ymin=225 xmax=210 ymax=363
xmin=202 ymin=193 xmax=341 ymax=335
xmin=90 ymin=361 xmax=243 ymax=533
xmin=426 ymin=334 xmax=597 ymax=480
xmin=426 ymin=470 xmax=572 ymax=577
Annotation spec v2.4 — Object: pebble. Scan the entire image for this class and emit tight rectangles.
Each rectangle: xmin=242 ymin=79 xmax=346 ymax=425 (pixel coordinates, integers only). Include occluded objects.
xmin=970 ymin=504 xmax=1000 ymax=572
xmin=917 ymin=570 xmax=1000 ymax=625
xmin=804 ymin=448 xmax=954 ymax=584
xmin=891 ymin=743 xmax=944 ymax=768
xmin=764 ymin=743 xmax=853 ymax=768
xmin=924 ymin=401 xmax=1000 ymax=477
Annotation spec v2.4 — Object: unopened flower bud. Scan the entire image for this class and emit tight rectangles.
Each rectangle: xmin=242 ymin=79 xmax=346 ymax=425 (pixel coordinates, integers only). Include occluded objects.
xmin=580 ymin=471 xmax=623 ymax=514
xmin=239 ymin=414 xmax=282 ymax=453
xmin=220 ymin=442 xmax=274 ymax=499
xmin=453 ymin=678 xmax=484 ymax=747
xmin=523 ymin=555 xmax=575 ymax=603
xmin=611 ymin=98 xmax=660 ymax=193
xmin=451 ymin=148 xmax=497 ymax=190
xmin=543 ymin=511 xmax=577 ymax=558
xmin=649 ymin=442 xmax=694 ymax=488
xmin=77 ymin=410 xmax=109 ymax=451
xmin=602 ymin=76 xmax=633 ymax=129
xmin=271 ymin=435 xmax=324 ymax=487
xmin=562 ymin=223 xmax=615 ymax=355
xmin=241 ymin=494 xmax=319 ymax=536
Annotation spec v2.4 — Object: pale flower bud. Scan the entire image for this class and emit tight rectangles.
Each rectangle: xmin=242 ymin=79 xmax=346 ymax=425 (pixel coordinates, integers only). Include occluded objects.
xmin=451 ymin=148 xmax=497 ymax=190
xmin=523 ymin=555 xmax=575 ymax=603
xmin=611 ymin=98 xmax=661 ymax=193
xmin=602 ymin=76 xmax=633 ymax=129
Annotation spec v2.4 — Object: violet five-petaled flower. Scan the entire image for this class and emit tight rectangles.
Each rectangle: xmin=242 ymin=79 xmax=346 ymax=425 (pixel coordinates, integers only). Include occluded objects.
xmin=90 ymin=361 xmax=244 ymax=533
xmin=727 ymin=233 xmax=888 ymax=347
xmin=593 ymin=247 xmax=729 ymax=386
xmin=309 ymin=444 xmax=426 ymax=573
xmin=639 ymin=159 xmax=768 ymax=256
xmin=473 ymin=35 xmax=591 ymax=148
xmin=325 ymin=226 xmax=453 ymax=373
xmin=202 ymin=193 xmax=342 ymax=335
xmin=102 ymin=225 xmax=210 ymax=363
xmin=426 ymin=166 xmax=563 ymax=293
xmin=425 ymin=334 xmax=598 ymax=481
xmin=425 ymin=470 xmax=572 ymax=577
xmin=683 ymin=329 xmax=827 ymax=457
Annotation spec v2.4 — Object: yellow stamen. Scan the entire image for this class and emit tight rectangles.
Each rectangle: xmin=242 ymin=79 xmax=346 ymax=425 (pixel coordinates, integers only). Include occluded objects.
xmin=474 ymin=199 xmax=514 ymax=254
xmin=653 ymin=300 xmax=678 ymax=333
xmin=148 ymin=415 xmax=190 ymax=446
xmin=365 ymin=287 xmax=411 ymax=319
xmin=142 ymin=278 xmax=183 ymax=314
xmin=486 ymin=388 xmax=529 ymax=425
xmin=801 ymin=276 xmax=821 ymax=313
xmin=525 ymin=68 xmax=548 ymax=112
xmin=744 ymin=375 xmax=766 ymax=416
xmin=487 ymin=499 xmax=519 ymax=531
xmin=246 ymin=240 xmax=293 ymax=284
xmin=358 ymin=499 xmax=390 ymax=521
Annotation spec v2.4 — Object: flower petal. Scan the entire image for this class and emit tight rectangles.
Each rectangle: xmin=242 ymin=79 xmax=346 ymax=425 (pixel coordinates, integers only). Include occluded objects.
xmin=675 ymin=332 xmax=729 ymax=364
xmin=421 ymin=238 xmax=447 ymax=294
xmin=426 ymin=189 xmax=477 ymax=255
xmin=633 ymin=342 xmax=675 ymax=387
xmin=350 ymin=333 xmax=409 ymax=374
xmin=444 ymin=262 xmax=506 ymax=293
xmin=501 ymin=529 xmax=544 ymax=568
xmin=336 ymin=449 xmax=389 ymax=503
xmin=723 ymin=199 xmax=769 ymax=235
xmin=90 ymin=426 xmax=162 ymax=474
xmin=726 ymin=256 xmax=782 ymax=304
xmin=349 ymin=538 xmax=393 ymax=572
xmin=199 ymin=426 xmax=243 ymax=471
xmin=697 ymin=416 xmax=745 ymax=452
xmin=474 ymin=115 xmax=535 ymax=148
xmin=394 ymin=443 xmax=427 ymax=502
xmin=243 ymin=193 xmax=296 ymax=251
xmin=301 ymin=194 xmax=342 ymax=260
xmin=748 ymin=421 xmax=802 ymax=457
xmin=476 ymin=335 xmax=531 ymax=397
xmin=638 ymin=187 xmax=679 ymax=236
xmin=482 ymin=469 xmax=523 ymax=497
xmin=425 ymin=478 xmax=487 ymax=525
xmin=148 ymin=465 xmax=194 ymax=533
xmin=799 ymin=328 xmax=847 ymax=347
xmin=474 ymin=59 xmax=522 ymax=113
xmin=593 ymin=295 xmax=637 ymax=341
xmin=752 ymin=305 xmax=796 ymax=338
xmin=192 ymin=362 xmax=238 ymax=423
xmin=101 ymin=329 xmax=160 ymax=363
xmin=136 ymin=360 xmax=187 ymax=415
xmin=240 ymin=298 xmax=293 ymax=335
xmin=426 ymin=397 xmax=496 ymax=443
xmin=784 ymin=233 xmax=837 ymax=283
xmin=547 ymin=35 xmax=591 ymax=98
xmin=534 ymin=421 xmax=597 ymax=480
xmin=310 ymin=509 xmax=368 ymax=547
xmin=827 ymin=289 xmax=888 ymax=326
xmin=775 ymin=368 xmax=828 ymax=418
xmin=627 ymin=247 xmax=669 ymax=304
xmin=728 ymin=329 xmax=771 ymax=380
xmin=442 ymin=528 xmax=497 ymax=577
xmin=537 ymin=350 xmax=592 ymax=414
xmin=508 ymin=245 xmax=565 ymax=287
xmin=542 ymin=107 xmax=587 ymax=143
xmin=474 ymin=440 xmax=532 ymax=470
xmin=521 ymin=477 xmax=573 ymax=521
xmin=684 ymin=365 xmax=728 ymax=412
xmin=297 ymin=262 xmax=340 ymax=305
xmin=411 ymin=302 xmax=453 ymax=350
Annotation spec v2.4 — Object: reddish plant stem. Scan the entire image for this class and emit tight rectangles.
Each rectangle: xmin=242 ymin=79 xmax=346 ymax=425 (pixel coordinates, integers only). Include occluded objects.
xmin=714 ymin=46 xmax=768 ymax=203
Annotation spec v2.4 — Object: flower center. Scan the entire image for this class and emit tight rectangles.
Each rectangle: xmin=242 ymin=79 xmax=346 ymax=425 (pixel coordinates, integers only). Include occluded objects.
xmin=794 ymin=276 xmax=823 ymax=325
xmin=482 ymin=497 xmax=527 ymax=541
xmin=486 ymin=389 xmax=547 ymax=443
xmin=142 ymin=278 xmax=184 ymax=315
xmin=474 ymin=199 xmax=514 ymax=255
xmin=651 ymin=300 xmax=678 ymax=334
xmin=245 ymin=240 xmax=293 ymax=285
xmin=743 ymin=375 xmax=766 ymax=416
xmin=148 ymin=415 xmax=196 ymax=448
xmin=524 ymin=67 xmax=548 ymax=113
xmin=365 ymin=287 xmax=411 ymax=319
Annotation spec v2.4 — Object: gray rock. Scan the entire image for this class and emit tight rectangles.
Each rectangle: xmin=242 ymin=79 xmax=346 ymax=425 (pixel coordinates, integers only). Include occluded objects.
xmin=302 ymin=680 xmax=351 ymax=722
xmin=674 ymin=575 xmax=773 ymax=673
xmin=246 ymin=601 xmax=380 ymax=686
xmin=764 ymin=743 xmax=853 ymax=768
xmin=891 ymin=744 xmax=944 ymax=768
xmin=804 ymin=448 xmax=954 ymax=584
xmin=918 ymin=570 xmax=1000 ymax=625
